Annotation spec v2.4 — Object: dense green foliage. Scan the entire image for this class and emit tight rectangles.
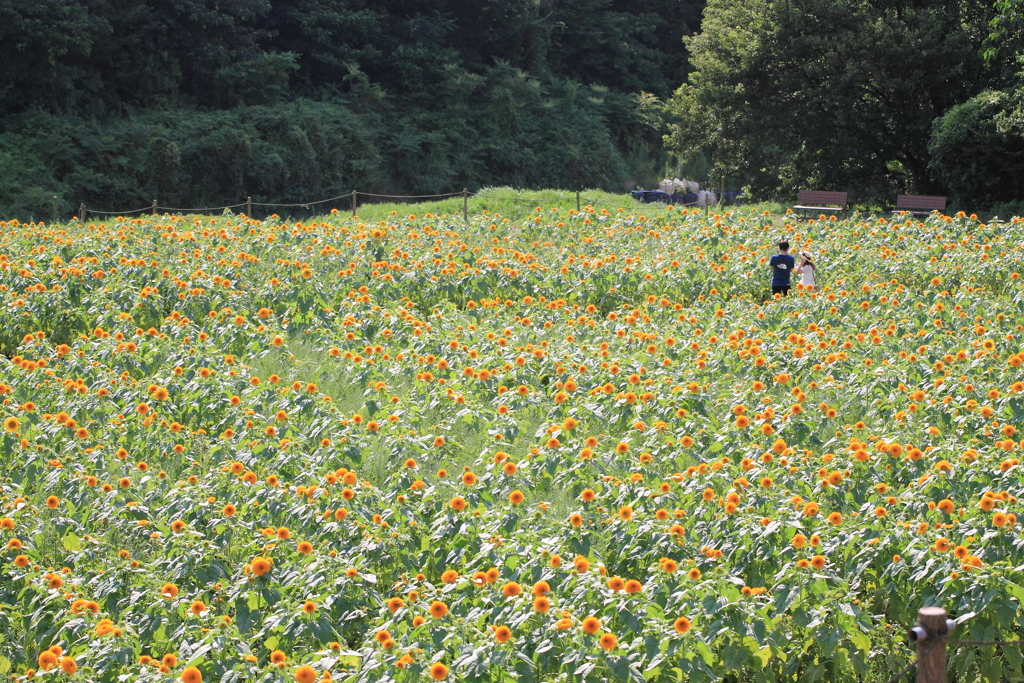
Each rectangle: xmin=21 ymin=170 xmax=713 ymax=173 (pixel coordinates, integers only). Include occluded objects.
xmin=2 ymin=201 xmax=1024 ymax=683
xmin=928 ymin=89 xmax=1024 ymax=208
xmin=0 ymin=85 xmax=634 ymax=219
xmin=0 ymin=0 xmax=703 ymax=220
xmin=665 ymin=0 xmax=1024 ymax=207
xmin=6 ymin=0 xmax=1023 ymax=218
xmin=928 ymin=0 xmax=1024 ymax=209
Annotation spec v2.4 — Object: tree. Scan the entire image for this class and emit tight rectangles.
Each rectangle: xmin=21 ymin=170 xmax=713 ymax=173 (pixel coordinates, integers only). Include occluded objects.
xmin=665 ymin=0 xmax=989 ymax=202
xmin=542 ymin=0 xmax=697 ymax=97
xmin=0 ymin=0 xmax=711 ymax=218
xmin=262 ymin=0 xmax=383 ymax=91
xmin=0 ymin=0 xmax=275 ymax=114
xmin=928 ymin=89 xmax=1024 ymax=206
xmin=985 ymin=0 xmax=1024 ymax=83
xmin=928 ymin=0 xmax=1024 ymax=206
xmin=0 ymin=0 xmax=105 ymax=113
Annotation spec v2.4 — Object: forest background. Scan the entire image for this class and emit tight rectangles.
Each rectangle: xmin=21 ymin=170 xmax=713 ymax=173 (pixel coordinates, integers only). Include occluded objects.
xmin=1 ymin=0 xmax=1022 ymax=220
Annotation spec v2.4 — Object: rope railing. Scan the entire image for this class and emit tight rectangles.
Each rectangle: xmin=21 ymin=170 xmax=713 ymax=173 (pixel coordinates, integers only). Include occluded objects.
xmin=356 ymin=191 xmax=465 ymax=199
xmin=882 ymin=606 xmax=1024 ymax=683
xmin=884 ymin=637 xmax=946 ymax=683
xmin=68 ymin=186 xmax=697 ymax=223
xmin=154 ymin=203 xmax=247 ymax=213
xmin=885 ymin=635 xmax=1024 ymax=683
xmin=74 ymin=188 xmax=475 ymax=223
xmin=40 ymin=188 xmax=737 ymax=225
xmin=249 ymin=193 xmax=353 ymax=208
xmin=85 ymin=206 xmax=153 ymax=216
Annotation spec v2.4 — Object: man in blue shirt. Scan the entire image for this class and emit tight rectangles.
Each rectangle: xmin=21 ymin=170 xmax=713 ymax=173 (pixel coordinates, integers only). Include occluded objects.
xmin=768 ymin=241 xmax=795 ymax=297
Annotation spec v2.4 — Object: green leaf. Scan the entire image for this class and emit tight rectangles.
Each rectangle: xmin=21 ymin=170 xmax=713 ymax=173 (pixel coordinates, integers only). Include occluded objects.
xmin=848 ymin=632 xmax=870 ymax=653
xmin=980 ymin=654 xmax=1002 ymax=683
xmin=61 ymin=533 xmax=81 ymax=551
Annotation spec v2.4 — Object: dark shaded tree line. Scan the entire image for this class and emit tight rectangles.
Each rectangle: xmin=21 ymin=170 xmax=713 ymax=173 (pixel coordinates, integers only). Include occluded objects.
xmin=664 ymin=0 xmax=1024 ymax=209
xmin=0 ymin=0 xmax=703 ymax=219
xmin=4 ymin=0 xmax=1021 ymax=219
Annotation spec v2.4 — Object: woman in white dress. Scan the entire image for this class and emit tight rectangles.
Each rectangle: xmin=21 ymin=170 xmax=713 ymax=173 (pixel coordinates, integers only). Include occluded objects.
xmin=796 ymin=251 xmax=816 ymax=289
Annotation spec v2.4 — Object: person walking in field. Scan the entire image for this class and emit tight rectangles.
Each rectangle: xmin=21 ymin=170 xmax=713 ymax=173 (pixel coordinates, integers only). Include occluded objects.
xmin=795 ymin=250 xmax=816 ymax=290
xmin=768 ymin=240 xmax=795 ymax=297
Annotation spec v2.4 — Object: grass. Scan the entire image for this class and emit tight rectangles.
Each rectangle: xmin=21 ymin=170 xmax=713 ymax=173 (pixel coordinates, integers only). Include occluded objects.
xmin=345 ymin=187 xmax=1001 ymax=226
xmin=347 ymin=187 xmax=655 ymax=223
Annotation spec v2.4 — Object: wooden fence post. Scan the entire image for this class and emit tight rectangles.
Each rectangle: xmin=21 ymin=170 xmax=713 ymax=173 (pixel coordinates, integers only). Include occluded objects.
xmin=152 ymin=199 xmax=157 ymax=216
xmin=910 ymin=606 xmax=951 ymax=683
xmin=352 ymin=191 xmax=357 ymax=217
xmin=576 ymin=189 xmax=581 ymax=213
xmin=247 ymin=196 xmax=252 ymax=218
xmin=53 ymin=196 xmax=58 ymax=224
xmin=79 ymin=203 xmax=86 ymax=225
xmin=463 ymin=188 xmax=469 ymax=223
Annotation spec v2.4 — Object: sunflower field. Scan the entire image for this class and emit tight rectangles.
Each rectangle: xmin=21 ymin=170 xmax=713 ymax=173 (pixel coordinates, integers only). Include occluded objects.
xmin=1 ymin=203 xmax=1024 ymax=683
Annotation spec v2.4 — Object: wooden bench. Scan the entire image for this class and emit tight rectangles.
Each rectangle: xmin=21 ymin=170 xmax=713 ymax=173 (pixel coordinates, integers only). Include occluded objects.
xmin=792 ymin=190 xmax=848 ymax=220
xmin=896 ymin=194 xmax=946 ymax=216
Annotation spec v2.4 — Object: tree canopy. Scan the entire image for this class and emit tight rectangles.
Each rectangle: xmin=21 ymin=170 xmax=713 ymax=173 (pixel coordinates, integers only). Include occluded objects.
xmin=665 ymin=0 xmax=1002 ymax=203
xmin=0 ymin=0 xmax=704 ymax=218
xmin=3 ymin=0 xmax=1022 ymax=218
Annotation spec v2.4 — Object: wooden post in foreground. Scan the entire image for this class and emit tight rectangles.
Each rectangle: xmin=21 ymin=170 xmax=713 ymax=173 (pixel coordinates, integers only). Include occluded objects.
xmin=152 ymin=199 xmax=158 ymax=216
xmin=351 ymin=191 xmax=357 ymax=217
xmin=79 ymin=203 xmax=86 ymax=225
xmin=576 ymin=189 xmax=581 ymax=213
xmin=53 ymin=196 xmax=58 ymax=224
xmin=247 ymin=196 xmax=252 ymax=218
xmin=463 ymin=188 xmax=468 ymax=223
xmin=909 ymin=607 xmax=950 ymax=683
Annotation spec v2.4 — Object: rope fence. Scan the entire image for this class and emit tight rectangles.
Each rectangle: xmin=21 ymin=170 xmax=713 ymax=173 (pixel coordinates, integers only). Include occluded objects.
xmin=48 ymin=188 xmax=714 ymax=225
xmin=356 ymin=191 xmax=466 ymax=200
xmin=884 ymin=637 xmax=945 ymax=683
xmin=70 ymin=189 xmax=477 ymax=225
xmin=153 ymin=203 xmax=247 ymax=213
xmin=248 ymin=192 xmax=352 ymax=209
xmin=882 ymin=606 xmax=1024 ymax=683
xmin=27 ymin=188 xmax=764 ymax=226
xmin=59 ymin=187 xmax=690 ymax=224
xmin=85 ymin=206 xmax=153 ymax=216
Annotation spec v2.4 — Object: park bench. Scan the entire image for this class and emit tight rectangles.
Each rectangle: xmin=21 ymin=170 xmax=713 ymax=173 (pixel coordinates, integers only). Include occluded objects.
xmin=792 ymin=190 xmax=848 ymax=220
xmin=895 ymin=194 xmax=947 ymax=216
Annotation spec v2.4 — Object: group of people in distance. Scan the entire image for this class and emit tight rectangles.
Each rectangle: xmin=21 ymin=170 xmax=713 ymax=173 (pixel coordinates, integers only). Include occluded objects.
xmin=768 ymin=240 xmax=815 ymax=297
